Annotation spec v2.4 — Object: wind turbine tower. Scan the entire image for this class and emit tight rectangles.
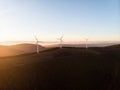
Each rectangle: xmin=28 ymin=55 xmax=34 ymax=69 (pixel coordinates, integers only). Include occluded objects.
xmin=85 ymin=39 xmax=88 ymax=49
xmin=57 ymin=35 xmax=64 ymax=49
xmin=35 ymin=36 xmax=39 ymax=54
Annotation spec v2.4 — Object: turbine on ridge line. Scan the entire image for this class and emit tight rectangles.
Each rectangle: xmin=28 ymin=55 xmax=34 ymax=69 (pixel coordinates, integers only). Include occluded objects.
xmin=85 ymin=38 xmax=88 ymax=49
xmin=35 ymin=36 xmax=39 ymax=54
xmin=57 ymin=35 xmax=64 ymax=49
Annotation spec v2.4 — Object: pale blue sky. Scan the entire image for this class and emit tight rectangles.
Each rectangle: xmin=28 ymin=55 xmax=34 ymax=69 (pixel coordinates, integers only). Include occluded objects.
xmin=0 ymin=0 xmax=119 ymax=42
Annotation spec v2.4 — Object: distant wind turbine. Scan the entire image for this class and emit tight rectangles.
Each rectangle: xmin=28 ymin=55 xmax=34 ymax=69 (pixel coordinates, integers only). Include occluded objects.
xmin=85 ymin=38 xmax=88 ymax=49
xmin=57 ymin=35 xmax=64 ymax=49
xmin=35 ymin=36 xmax=39 ymax=54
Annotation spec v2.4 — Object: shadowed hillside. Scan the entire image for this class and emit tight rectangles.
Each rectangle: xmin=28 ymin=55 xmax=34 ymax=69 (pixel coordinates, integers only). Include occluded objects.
xmin=106 ymin=44 xmax=120 ymax=48
xmin=0 ymin=44 xmax=44 ymax=57
xmin=0 ymin=45 xmax=120 ymax=90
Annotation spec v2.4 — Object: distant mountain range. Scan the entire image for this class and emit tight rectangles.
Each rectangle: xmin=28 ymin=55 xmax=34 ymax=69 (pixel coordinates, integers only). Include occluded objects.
xmin=0 ymin=44 xmax=44 ymax=57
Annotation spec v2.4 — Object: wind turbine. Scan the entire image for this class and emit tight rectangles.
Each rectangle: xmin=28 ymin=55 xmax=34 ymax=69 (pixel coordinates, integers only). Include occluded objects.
xmin=57 ymin=35 xmax=64 ymax=49
xmin=35 ymin=36 xmax=39 ymax=54
xmin=85 ymin=38 xmax=88 ymax=49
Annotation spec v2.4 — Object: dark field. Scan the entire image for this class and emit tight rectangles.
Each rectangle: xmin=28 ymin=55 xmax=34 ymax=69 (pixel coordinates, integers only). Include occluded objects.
xmin=0 ymin=46 xmax=120 ymax=90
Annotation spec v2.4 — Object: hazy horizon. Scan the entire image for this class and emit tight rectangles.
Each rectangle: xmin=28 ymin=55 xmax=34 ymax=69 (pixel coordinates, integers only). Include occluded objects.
xmin=0 ymin=40 xmax=120 ymax=47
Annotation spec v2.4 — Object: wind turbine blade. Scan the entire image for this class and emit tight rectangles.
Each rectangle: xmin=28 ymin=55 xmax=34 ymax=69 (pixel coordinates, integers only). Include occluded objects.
xmin=35 ymin=36 xmax=38 ymax=41
xmin=60 ymin=35 xmax=64 ymax=39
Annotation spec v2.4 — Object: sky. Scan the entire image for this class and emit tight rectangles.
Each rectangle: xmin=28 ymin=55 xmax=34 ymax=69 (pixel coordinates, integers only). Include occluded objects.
xmin=0 ymin=0 xmax=119 ymax=44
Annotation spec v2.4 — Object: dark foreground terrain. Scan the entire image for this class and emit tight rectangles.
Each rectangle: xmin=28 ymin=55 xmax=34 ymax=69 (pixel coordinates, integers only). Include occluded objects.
xmin=0 ymin=45 xmax=120 ymax=90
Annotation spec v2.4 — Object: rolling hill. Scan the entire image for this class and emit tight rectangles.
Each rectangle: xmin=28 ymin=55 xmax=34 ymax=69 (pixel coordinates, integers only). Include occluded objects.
xmin=0 ymin=46 xmax=120 ymax=90
xmin=0 ymin=44 xmax=44 ymax=57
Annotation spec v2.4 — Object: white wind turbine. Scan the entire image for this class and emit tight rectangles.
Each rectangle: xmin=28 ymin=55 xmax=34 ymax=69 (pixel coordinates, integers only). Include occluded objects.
xmin=57 ymin=35 xmax=64 ymax=49
xmin=85 ymin=38 xmax=88 ymax=49
xmin=35 ymin=36 xmax=39 ymax=54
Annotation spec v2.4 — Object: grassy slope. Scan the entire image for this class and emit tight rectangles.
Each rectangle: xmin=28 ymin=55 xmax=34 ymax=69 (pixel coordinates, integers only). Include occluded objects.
xmin=0 ymin=44 xmax=44 ymax=57
xmin=0 ymin=47 xmax=120 ymax=90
